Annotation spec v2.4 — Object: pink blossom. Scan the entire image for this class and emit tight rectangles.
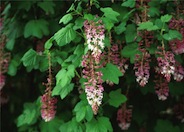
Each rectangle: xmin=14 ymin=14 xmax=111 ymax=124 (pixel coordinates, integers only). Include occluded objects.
xmin=82 ymin=52 xmax=104 ymax=115
xmin=117 ymin=104 xmax=132 ymax=130
xmin=154 ymin=74 xmax=169 ymax=101
xmin=156 ymin=48 xmax=175 ymax=82
xmin=0 ymin=74 xmax=5 ymax=91
xmin=41 ymin=93 xmax=57 ymax=122
xmin=174 ymin=62 xmax=184 ymax=81
xmin=134 ymin=51 xmax=150 ymax=87
xmin=84 ymin=18 xmax=105 ymax=58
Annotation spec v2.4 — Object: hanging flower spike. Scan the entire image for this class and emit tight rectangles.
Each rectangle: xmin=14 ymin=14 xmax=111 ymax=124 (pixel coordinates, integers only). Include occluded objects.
xmin=154 ymin=73 xmax=169 ymax=101
xmin=0 ymin=74 xmax=5 ymax=91
xmin=82 ymin=53 xmax=104 ymax=115
xmin=156 ymin=47 xmax=175 ymax=82
xmin=41 ymin=93 xmax=57 ymax=122
xmin=84 ymin=18 xmax=105 ymax=60
xmin=117 ymin=104 xmax=132 ymax=130
xmin=134 ymin=50 xmax=150 ymax=87
xmin=82 ymin=18 xmax=105 ymax=115
xmin=40 ymin=53 xmax=57 ymax=122
xmin=173 ymin=62 xmax=184 ymax=82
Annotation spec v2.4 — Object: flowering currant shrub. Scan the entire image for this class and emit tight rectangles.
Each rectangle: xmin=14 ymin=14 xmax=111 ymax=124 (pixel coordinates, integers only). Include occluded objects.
xmin=1 ymin=0 xmax=184 ymax=131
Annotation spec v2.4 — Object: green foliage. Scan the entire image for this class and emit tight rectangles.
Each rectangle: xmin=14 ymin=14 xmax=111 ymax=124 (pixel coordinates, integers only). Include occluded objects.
xmin=100 ymin=7 xmax=120 ymax=22
xmin=121 ymin=43 xmax=140 ymax=63
xmin=121 ymin=0 xmax=135 ymax=8
xmin=74 ymin=100 xmax=93 ymax=122
xmin=109 ymin=89 xmax=127 ymax=107
xmin=39 ymin=118 xmax=62 ymax=132
xmin=1 ymin=1 xmax=184 ymax=132
xmin=138 ymin=21 xmax=159 ymax=31
xmin=54 ymin=24 xmax=76 ymax=46
xmin=101 ymin=63 xmax=123 ymax=84
xmin=59 ymin=13 xmax=73 ymax=25
xmin=163 ymin=30 xmax=182 ymax=41
xmin=85 ymin=116 xmax=113 ymax=132
xmin=17 ymin=102 xmax=40 ymax=127
xmin=24 ymin=19 xmax=49 ymax=38
xmin=154 ymin=119 xmax=180 ymax=132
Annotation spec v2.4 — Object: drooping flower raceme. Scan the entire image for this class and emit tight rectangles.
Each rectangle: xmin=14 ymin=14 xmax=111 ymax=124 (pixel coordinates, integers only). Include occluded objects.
xmin=157 ymin=48 xmax=175 ymax=82
xmin=82 ymin=19 xmax=105 ymax=115
xmin=40 ymin=53 xmax=57 ymax=122
xmin=117 ymin=104 xmax=132 ymax=130
xmin=82 ymin=53 xmax=104 ymax=115
xmin=154 ymin=73 xmax=169 ymax=101
xmin=173 ymin=62 xmax=184 ymax=82
xmin=84 ymin=19 xmax=105 ymax=60
xmin=134 ymin=51 xmax=150 ymax=87
xmin=0 ymin=74 xmax=5 ymax=91
xmin=41 ymin=93 xmax=57 ymax=122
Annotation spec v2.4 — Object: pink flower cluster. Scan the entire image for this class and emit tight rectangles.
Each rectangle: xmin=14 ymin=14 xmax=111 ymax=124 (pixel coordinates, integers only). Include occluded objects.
xmin=0 ymin=35 xmax=10 ymax=104
xmin=41 ymin=93 xmax=57 ymax=122
xmin=117 ymin=104 xmax=132 ymax=130
xmin=82 ymin=53 xmax=104 ymax=115
xmin=109 ymin=44 xmax=128 ymax=75
xmin=156 ymin=48 xmax=175 ymax=82
xmin=154 ymin=74 xmax=169 ymax=101
xmin=134 ymin=51 xmax=150 ymax=87
xmin=0 ymin=74 xmax=5 ymax=91
xmin=84 ymin=19 xmax=105 ymax=59
xmin=82 ymin=18 xmax=105 ymax=115
xmin=173 ymin=62 xmax=184 ymax=82
xmin=105 ymin=43 xmax=128 ymax=85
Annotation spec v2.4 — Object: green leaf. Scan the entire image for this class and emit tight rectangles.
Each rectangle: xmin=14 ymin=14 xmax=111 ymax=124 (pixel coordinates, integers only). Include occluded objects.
xmin=84 ymin=14 xmax=94 ymax=20
xmin=59 ymin=13 xmax=73 ymax=25
xmin=85 ymin=105 xmax=93 ymax=122
xmin=121 ymin=0 xmax=135 ymax=8
xmin=74 ymin=101 xmax=86 ymax=122
xmin=101 ymin=63 xmax=123 ymax=84
xmin=44 ymin=37 xmax=54 ymax=50
xmin=17 ymin=103 xmax=39 ymax=127
xmin=98 ymin=117 xmax=113 ymax=132
xmin=109 ymin=89 xmax=127 ymax=107
xmin=138 ymin=21 xmax=159 ymax=31
xmin=8 ymin=60 xmax=19 ymax=76
xmin=114 ymin=22 xmax=126 ymax=35
xmin=60 ymin=83 xmax=74 ymax=99
xmin=55 ymin=65 xmax=75 ymax=88
xmin=21 ymin=49 xmax=38 ymax=67
xmin=154 ymin=119 xmax=180 ymax=132
xmin=24 ymin=19 xmax=49 ymax=38
xmin=17 ymin=1 xmax=32 ymax=11
xmin=163 ymin=30 xmax=182 ymax=41
xmin=102 ymin=17 xmax=114 ymax=31
xmin=40 ymin=118 xmax=63 ymax=132
xmin=148 ymin=7 xmax=160 ymax=17
xmin=161 ymin=14 xmax=172 ymax=23
xmin=54 ymin=24 xmax=76 ymax=46
xmin=59 ymin=118 xmax=83 ymax=132
xmin=121 ymin=43 xmax=140 ymax=63
xmin=73 ymin=18 xmax=85 ymax=30
xmin=37 ymin=1 xmax=55 ymax=14
xmin=125 ymin=24 xmax=137 ymax=43
xmin=5 ymin=39 xmax=15 ymax=51
xmin=74 ymin=100 xmax=93 ymax=122
xmin=100 ymin=7 xmax=120 ymax=22
xmin=86 ymin=116 xmax=113 ymax=132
